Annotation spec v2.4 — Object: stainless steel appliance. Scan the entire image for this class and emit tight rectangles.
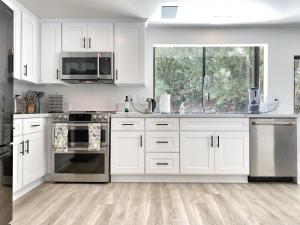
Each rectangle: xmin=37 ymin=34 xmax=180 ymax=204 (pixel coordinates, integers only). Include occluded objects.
xmin=60 ymin=52 xmax=114 ymax=83
xmin=250 ymin=118 xmax=297 ymax=177
xmin=145 ymin=98 xmax=157 ymax=113
xmin=51 ymin=111 xmax=111 ymax=182
xmin=248 ymin=87 xmax=260 ymax=114
xmin=0 ymin=1 xmax=13 ymax=223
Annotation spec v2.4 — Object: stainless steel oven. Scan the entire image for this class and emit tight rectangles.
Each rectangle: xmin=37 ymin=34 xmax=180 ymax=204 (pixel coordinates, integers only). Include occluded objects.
xmin=51 ymin=112 xmax=111 ymax=182
xmin=60 ymin=52 xmax=114 ymax=83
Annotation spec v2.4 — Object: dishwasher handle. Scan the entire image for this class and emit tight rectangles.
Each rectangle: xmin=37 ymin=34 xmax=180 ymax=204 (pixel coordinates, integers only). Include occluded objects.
xmin=251 ymin=121 xmax=296 ymax=126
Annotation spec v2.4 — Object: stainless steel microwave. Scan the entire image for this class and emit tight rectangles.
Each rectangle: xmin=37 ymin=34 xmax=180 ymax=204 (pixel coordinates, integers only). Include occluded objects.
xmin=60 ymin=52 xmax=114 ymax=83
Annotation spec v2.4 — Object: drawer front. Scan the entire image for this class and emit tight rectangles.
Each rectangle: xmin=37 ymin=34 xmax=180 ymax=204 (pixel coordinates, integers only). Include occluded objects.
xmin=146 ymin=132 xmax=179 ymax=153
xmin=180 ymin=118 xmax=249 ymax=131
xmin=146 ymin=153 xmax=179 ymax=174
xmin=146 ymin=118 xmax=179 ymax=131
xmin=13 ymin=119 xmax=23 ymax=136
xmin=23 ymin=118 xmax=43 ymax=134
xmin=111 ymin=118 xmax=144 ymax=131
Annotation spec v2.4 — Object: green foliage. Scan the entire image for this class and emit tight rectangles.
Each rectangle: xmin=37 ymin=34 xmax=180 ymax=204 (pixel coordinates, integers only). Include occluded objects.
xmin=155 ymin=46 xmax=262 ymax=113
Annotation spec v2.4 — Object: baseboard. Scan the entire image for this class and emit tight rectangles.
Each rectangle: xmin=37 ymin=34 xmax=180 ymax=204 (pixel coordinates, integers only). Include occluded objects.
xmin=13 ymin=177 xmax=45 ymax=201
xmin=111 ymin=175 xmax=248 ymax=183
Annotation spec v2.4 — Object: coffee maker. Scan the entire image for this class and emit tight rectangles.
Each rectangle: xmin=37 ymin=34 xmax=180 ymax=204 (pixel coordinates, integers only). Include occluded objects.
xmin=248 ymin=88 xmax=260 ymax=114
xmin=145 ymin=98 xmax=156 ymax=113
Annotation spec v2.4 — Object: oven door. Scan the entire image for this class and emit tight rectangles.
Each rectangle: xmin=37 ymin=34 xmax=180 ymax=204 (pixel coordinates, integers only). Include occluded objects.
xmin=99 ymin=52 xmax=113 ymax=80
xmin=61 ymin=52 xmax=99 ymax=80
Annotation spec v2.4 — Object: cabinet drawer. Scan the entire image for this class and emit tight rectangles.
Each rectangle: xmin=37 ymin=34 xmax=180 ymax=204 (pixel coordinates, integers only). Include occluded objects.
xmin=146 ymin=153 xmax=179 ymax=174
xmin=146 ymin=118 xmax=179 ymax=131
xmin=111 ymin=118 xmax=144 ymax=131
xmin=23 ymin=118 xmax=43 ymax=134
xmin=13 ymin=119 xmax=23 ymax=136
xmin=146 ymin=132 xmax=179 ymax=153
xmin=180 ymin=118 xmax=249 ymax=131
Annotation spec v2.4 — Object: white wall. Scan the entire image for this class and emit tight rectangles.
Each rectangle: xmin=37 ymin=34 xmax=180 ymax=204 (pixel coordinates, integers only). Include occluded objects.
xmin=15 ymin=25 xmax=300 ymax=114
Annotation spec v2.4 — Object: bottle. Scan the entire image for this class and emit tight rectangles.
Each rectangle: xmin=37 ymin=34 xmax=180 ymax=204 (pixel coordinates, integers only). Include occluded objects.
xmin=180 ymin=102 xmax=185 ymax=114
xmin=125 ymin=96 xmax=129 ymax=112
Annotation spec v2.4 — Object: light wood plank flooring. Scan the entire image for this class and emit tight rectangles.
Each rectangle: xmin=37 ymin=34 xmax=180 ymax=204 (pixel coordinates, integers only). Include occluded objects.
xmin=12 ymin=182 xmax=300 ymax=225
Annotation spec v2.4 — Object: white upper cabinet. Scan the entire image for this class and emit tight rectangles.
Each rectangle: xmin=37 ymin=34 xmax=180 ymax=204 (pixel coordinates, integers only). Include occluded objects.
xmin=21 ymin=11 xmax=39 ymax=83
xmin=41 ymin=23 xmax=64 ymax=84
xmin=214 ymin=132 xmax=249 ymax=175
xmin=62 ymin=23 xmax=87 ymax=52
xmin=62 ymin=22 xmax=114 ymax=52
xmin=87 ymin=23 xmax=113 ymax=52
xmin=114 ymin=22 xmax=145 ymax=86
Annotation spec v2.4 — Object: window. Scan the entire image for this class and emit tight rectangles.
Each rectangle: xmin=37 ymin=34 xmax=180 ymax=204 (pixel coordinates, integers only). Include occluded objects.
xmin=154 ymin=45 xmax=264 ymax=113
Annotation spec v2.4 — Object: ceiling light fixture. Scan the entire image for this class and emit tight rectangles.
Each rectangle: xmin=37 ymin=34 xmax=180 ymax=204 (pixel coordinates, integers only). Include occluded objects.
xmin=161 ymin=6 xmax=178 ymax=19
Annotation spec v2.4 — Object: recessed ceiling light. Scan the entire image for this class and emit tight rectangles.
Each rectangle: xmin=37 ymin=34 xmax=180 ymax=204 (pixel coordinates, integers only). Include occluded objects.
xmin=161 ymin=6 xmax=178 ymax=19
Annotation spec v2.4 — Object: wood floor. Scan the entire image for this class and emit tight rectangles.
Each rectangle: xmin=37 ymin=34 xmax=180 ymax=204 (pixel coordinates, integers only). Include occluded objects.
xmin=12 ymin=182 xmax=300 ymax=225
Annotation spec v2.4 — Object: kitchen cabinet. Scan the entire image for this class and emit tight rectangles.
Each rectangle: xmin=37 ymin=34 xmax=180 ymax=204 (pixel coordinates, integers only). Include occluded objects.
xmin=214 ymin=132 xmax=249 ymax=175
xmin=13 ymin=118 xmax=46 ymax=195
xmin=111 ymin=132 xmax=144 ymax=174
xmin=180 ymin=132 xmax=214 ymax=174
xmin=114 ymin=22 xmax=145 ymax=86
xmin=62 ymin=23 xmax=113 ymax=52
xmin=13 ymin=135 xmax=23 ymax=192
xmin=21 ymin=11 xmax=39 ymax=83
xmin=41 ymin=23 xmax=65 ymax=84
xmin=22 ymin=132 xmax=45 ymax=186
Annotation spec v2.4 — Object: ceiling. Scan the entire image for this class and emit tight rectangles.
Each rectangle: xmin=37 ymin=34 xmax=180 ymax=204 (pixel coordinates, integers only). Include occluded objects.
xmin=17 ymin=0 xmax=300 ymax=26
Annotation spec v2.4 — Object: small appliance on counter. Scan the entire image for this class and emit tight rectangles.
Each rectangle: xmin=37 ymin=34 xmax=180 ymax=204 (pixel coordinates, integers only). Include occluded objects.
xmin=145 ymin=98 xmax=156 ymax=113
xmin=49 ymin=94 xmax=64 ymax=113
xmin=248 ymin=87 xmax=260 ymax=114
xmin=14 ymin=95 xmax=26 ymax=114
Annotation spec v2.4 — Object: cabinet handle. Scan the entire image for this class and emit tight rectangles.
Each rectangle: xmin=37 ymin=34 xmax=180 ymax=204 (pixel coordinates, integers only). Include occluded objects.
xmin=115 ymin=69 xmax=118 ymax=80
xmin=156 ymin=141 xmax=168 ymax=144
xmin=156 ymin=162 xmax=168 ymax=166
xmin=25 ymin=140 xmax=29 ymax=154
xmin=156 ymin=123 xmax=169 ymax=126
xmin=122 ymin=123 xmax=134 ymax=126
xmin=140 ymin=135 xmax=143 ymax=147
xmin=57 ymin=69 xmax=59 ymax=80
xmin=210 ymin=135 xmax=214 ymax=148
xmin=89 ymin=37 xmax=91 ymax=48
xmin=217 ymin=136 xmax=220 ymax=148
xmin=31 ymin=124 xmax=40 ymax=127
xmin=24 ymin=64 xmax=28 ymax=76
xmin=83 ymin=37 xmax=86 ymax=48
xmin=20 ymin=141 xmax=25 ymax=155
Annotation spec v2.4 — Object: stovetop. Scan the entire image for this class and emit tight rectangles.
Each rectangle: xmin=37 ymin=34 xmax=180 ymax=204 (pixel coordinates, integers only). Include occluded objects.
xmin=52 ymin=111 xmax=115 ymax=123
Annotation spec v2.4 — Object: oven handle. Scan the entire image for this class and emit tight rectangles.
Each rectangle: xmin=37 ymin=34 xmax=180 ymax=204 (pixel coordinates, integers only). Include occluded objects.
xmin=67 ymin=123 xmax=90 ymax=127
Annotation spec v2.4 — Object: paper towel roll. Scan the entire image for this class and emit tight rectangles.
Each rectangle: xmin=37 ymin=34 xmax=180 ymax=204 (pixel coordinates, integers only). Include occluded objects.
xmin=159 ymin=93 xmax=171 ymax=113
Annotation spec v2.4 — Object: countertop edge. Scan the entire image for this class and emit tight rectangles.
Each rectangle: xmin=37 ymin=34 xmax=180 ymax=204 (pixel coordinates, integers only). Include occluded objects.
xmin=14 ymin=113 xmax=51 ymax=119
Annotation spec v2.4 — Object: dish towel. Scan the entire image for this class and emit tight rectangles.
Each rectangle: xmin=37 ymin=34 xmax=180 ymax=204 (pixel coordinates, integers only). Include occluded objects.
xmin=88 ymin=123 xmax=101 ymax=151
xmin=53 ymin=123 xmax=68 ymax=152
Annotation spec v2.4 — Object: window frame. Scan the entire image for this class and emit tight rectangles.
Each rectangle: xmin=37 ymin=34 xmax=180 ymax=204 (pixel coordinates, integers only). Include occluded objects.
xmin=153 ymin=44 xmax=265 ymax=113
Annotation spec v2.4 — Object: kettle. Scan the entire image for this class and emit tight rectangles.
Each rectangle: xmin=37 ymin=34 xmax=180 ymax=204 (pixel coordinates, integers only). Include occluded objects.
xmin=145 ymin=98 xmax=156 ymax=113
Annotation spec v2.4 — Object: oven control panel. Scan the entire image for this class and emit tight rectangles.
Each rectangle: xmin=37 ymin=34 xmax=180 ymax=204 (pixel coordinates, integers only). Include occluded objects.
xmin=52 ymin=112 xmax=110 ymax=123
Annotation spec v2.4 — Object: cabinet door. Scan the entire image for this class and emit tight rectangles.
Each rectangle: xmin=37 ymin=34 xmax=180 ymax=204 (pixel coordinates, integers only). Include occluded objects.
xmin=41 ymin=23 xmax=64 ymax=84
xmin=23 ymin=132 xmax=45 ymax=186
xmin=87 ymin=23 xmax=113 ymax=52
xmin=114 ymin=22 xmax=145 ymax=85
xmin=13 ymin=136 xmax=23 ymax=192
xmin=111 ymin=132 xmax=144 ymax=174
xmin=214 ymin=132 xmax=249 ymax=175
xmin=62 ymin=23 xmax=87 ymax=52
xmin=180 ymin=132 xmax=214 ymax=174
xmin=21 ymin=12 xmax=38 ymax=82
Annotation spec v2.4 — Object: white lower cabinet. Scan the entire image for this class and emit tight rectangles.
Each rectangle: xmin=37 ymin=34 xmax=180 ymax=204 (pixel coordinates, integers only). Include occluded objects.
xmin=13 ymin=118 xmax=46 ymax=195
xmin=23 ymin=132 xmax=45 ymax=186
xmin=214 ymin=132 xmax=249 ymax=175
xmin=180 ymin=132 xmax=214 ymax=174
xmin=111 ymin=132 xmax=144 ymax=174
xmin=146 ymin=153 xmax=179 ymax=174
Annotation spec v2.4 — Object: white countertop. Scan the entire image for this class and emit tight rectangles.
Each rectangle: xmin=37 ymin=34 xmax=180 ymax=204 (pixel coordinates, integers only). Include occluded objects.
xmin=112 ymin=112 xmax=299 ymax=118
xmin=14 ymin=113 xmax=51 ymax=119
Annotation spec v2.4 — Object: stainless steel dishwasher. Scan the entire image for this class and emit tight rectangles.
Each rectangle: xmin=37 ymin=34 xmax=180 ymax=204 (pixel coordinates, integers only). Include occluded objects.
xmin=250 ymin=118 xmax=297 ymax=177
